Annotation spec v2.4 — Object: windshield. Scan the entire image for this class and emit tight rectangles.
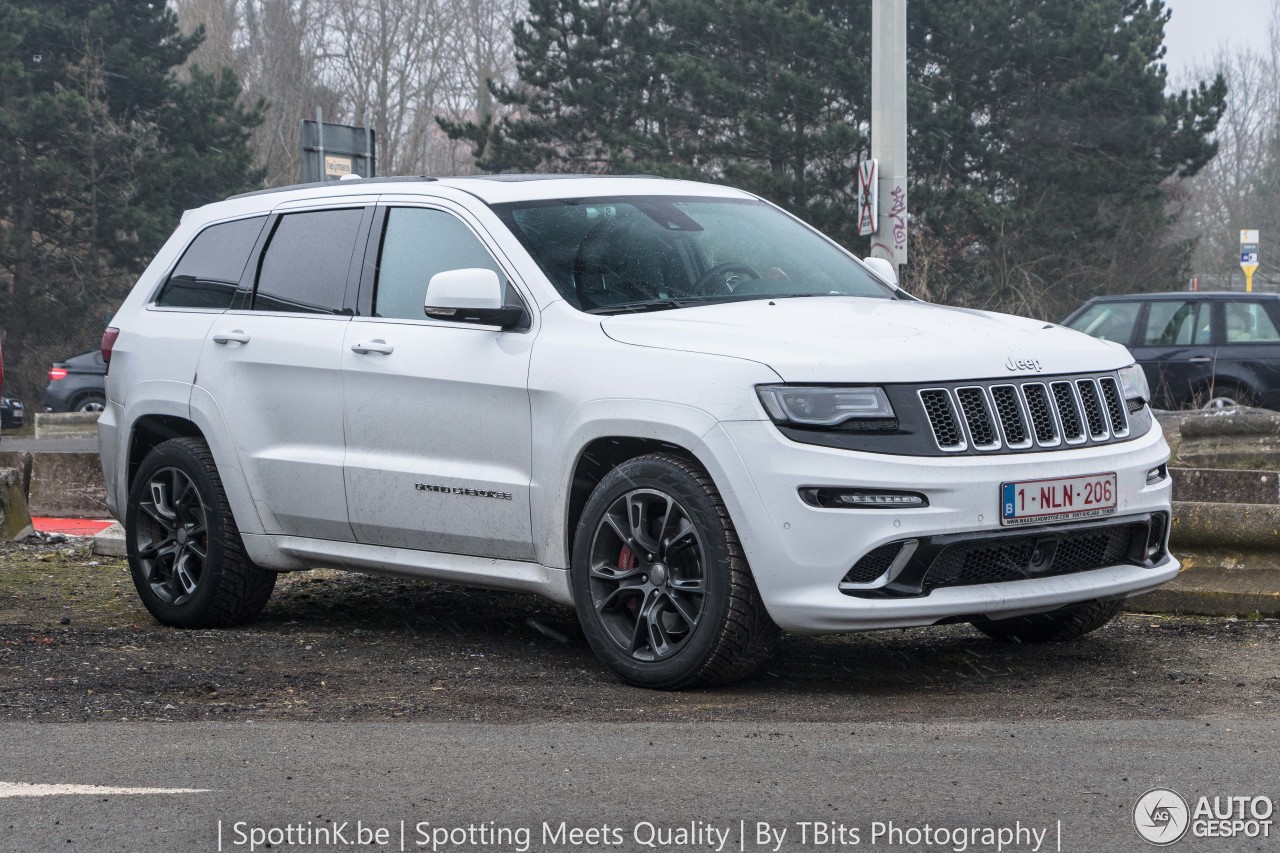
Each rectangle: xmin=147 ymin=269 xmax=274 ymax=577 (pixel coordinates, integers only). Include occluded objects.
xmin=491 ymin=196 xmax=895 ymax=314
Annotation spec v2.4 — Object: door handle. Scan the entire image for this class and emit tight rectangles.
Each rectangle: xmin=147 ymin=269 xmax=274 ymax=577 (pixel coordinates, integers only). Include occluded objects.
xmin=212 ymin=330 xmax=250 ymax=345
xmin=1188 ymin=356 xmax=1213 ymax=364
xmin=350 ymin=339 xmax=394 ymax=355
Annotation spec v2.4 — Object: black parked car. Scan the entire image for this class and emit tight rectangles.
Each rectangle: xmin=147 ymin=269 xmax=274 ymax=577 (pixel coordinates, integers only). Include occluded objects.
xmin=0 ymin=396 xmax=24 ymax=431
xmin=42 ymin=349 xmax=108 ymax=412
xmin=1063 ymin=291 xmax=1280 ymax=410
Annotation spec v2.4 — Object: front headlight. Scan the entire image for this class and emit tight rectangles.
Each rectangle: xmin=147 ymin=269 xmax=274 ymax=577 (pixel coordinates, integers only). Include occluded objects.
xmin=757 ymin=385 xmax=895 ymax=427
xmin=1118 ymin=364 xmax=1150 ymax=403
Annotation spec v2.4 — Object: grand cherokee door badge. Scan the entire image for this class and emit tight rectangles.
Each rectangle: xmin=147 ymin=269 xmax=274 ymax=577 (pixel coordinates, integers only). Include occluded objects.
xmin=415 ymin=483 xmax=513 ymax=501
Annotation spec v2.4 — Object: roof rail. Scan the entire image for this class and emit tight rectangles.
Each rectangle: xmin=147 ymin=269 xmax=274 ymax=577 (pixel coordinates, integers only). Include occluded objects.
xmin=227 ymin=175 xmax=438 ymax=201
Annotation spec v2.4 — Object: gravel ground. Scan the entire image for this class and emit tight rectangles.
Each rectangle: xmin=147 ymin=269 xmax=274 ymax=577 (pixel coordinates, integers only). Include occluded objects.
xmin=1 ymin=538 xmax=1277 ymax=723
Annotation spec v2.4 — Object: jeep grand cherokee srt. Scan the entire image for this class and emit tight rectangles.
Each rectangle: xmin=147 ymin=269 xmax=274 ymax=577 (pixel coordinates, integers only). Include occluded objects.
xmin=98 ymin=175 xmax=1177 ymax=688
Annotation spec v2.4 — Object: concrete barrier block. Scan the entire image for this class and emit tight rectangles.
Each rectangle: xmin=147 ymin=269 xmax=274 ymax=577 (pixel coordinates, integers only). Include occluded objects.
xmin=1179 ymin=409 xmax=1280 ymax=438
xmin=0 ymin=467 xmax=34 ymax=540
xmin=34 ymin=412 xmax=101 ymax=439
xmin=27 ymin=452 xmax=108 ymax=518
xmin=1127 ymin=562 xmax=1280 ymax=617
xmin=1171 ymin=468 xmax=1280 ymax=504
xmin=92 ymin=521 xmax=126 ymax=557
xmin=1170 ymin=500 xmax=1280 ymax=549
xmin=0 ymin=450 xmax=32 ymax=496
xmin=1175 ymin=436 xmax=1280 ymax=470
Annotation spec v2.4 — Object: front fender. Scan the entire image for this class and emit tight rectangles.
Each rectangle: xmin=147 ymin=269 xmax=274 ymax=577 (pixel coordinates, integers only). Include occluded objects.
xmin=532 ymin=400 xmax=725 ymax=568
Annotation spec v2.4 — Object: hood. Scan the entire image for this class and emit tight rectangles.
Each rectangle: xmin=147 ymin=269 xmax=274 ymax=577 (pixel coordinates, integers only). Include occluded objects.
xmin=601 ymin=297 xmax=1131 ymax=383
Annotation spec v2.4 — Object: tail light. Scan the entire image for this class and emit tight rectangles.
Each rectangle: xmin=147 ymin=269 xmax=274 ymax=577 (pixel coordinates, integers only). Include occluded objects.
xmin=101 ymin=327 xmax=120 ymax=366
xmin=48 ymin=367 xmax=69 ymax=381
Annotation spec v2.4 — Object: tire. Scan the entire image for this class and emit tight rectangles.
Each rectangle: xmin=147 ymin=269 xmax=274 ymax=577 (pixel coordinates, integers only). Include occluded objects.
xmin=126 ymin=437 xmax=275 ymax=628
xmin=75 ymin=393 xmax=106 ymax=413
xmin=969 ymin=598 xmax=1123 ymax=643
xmin=570 ymin=453 xmax=779 ymax=689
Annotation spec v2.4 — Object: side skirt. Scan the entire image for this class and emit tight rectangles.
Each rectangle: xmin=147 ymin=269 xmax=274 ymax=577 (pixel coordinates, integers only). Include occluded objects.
xmin=240 ymin=533 xmax=574 ymax=605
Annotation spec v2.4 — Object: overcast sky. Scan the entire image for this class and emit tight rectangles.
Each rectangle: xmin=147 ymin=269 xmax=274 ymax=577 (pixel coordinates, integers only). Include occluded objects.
xmin=1163 ymin=0 xmax=1277 ymax=82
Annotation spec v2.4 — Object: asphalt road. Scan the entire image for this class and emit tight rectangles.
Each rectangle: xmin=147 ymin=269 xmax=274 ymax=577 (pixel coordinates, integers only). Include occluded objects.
xmin=1 ymin=545 xmax=1278 ymax=852
xmin=0 ymin=720 xmax=1276 ymax=853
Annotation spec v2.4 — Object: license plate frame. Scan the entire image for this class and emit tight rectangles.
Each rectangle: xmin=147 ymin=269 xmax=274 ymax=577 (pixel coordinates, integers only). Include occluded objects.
xmin=1000 ymin=472 xmax=1118 ymax=527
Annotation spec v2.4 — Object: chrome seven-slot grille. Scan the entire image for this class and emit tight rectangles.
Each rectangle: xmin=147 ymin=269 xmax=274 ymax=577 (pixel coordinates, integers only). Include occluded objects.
xmin=918 ymin=374 xmax=1130 ymax=453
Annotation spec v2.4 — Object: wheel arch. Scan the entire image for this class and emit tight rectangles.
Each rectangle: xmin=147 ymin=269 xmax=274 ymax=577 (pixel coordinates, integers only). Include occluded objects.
xmin=125 ymin=391 xmax=268 ymax=537
xmin=565 ymin=436 xmax=701 ymax=561
xmin=534 ymin=402 xmax=727 ymax=570
xmin=127 ymin=414 xmax=205 ymax=489
xmin=1195 ymin=373 xmax=1260 ymax=407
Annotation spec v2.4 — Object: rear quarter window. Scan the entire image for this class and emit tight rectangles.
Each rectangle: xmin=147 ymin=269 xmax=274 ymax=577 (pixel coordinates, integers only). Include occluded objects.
xmin=155 ymin=216 xmax=267 ymax=309
xmin=1224 ymin=301 xmax=1280 ymax=343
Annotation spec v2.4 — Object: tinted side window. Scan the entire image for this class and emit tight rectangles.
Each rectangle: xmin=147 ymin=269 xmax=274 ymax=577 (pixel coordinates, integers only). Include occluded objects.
xmin=1143 ymin=301 xmax=1209 ymax=346
xmin=156 ymin=216 xmax=267 ymax=309
xmin=254 ymin=209 xmax=365 ymax=314
xmin=1225 ymin=301 xmax=1280 ymax=343
xmin=1066 ymin=302 xmax=1140 ymax=343
xmin=374 ymin=208 xmax=506 ymax=320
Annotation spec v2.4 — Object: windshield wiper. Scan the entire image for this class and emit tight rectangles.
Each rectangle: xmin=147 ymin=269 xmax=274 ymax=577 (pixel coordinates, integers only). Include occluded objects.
xmin=583 ymin=299 xmax=692 ymax=315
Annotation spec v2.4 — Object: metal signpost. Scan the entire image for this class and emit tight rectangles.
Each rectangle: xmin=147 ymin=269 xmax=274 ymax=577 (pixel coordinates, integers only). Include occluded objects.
xmin=300 ymin=108 xmax=376 ymax=183
xmin=1240 ymin=229 xmax=1260 ymax=293
xmin=869 ymin=0 xmax=908 ymax=271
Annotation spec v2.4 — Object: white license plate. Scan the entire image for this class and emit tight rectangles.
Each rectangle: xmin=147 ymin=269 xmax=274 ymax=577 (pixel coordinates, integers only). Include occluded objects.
xmin=1000 ymin=472 xmax=1117 ymax=526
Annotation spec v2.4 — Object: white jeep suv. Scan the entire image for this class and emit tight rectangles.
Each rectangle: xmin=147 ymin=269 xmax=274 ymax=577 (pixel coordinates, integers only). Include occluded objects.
xmin=98 ymin=175 xmax=1177 ymax=688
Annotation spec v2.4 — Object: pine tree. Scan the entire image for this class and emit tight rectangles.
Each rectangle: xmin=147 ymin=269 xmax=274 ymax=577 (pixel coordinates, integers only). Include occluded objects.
xmin=442 ymin=0 xmax=871 ymax=239
xmin=0 ymin=0 xmax=263 ymax=404
xmin=447 ymin=0 xmax=1225 ymax=319
xmin=907 ymin=0 xmax=1227 ymax=315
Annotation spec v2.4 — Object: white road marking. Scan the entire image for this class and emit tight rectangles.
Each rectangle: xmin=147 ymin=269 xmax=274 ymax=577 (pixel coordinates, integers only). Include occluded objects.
xmin=0 ymin=782 xmax=208 ymax=798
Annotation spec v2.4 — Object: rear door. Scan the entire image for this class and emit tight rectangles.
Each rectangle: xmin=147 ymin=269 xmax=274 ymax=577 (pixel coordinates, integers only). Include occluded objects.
xmin=194 ymin=201 xmax=373 ymax=541
xmin=1214 ymin=299 xmax=1280 ymax=406
xmin=1129 ymin=298 xmax=1214 ymax=408
xmin=112 ymin=216 xmax=268 ymax=415
xmin=341 ymin=202 xmax=537 ymax=559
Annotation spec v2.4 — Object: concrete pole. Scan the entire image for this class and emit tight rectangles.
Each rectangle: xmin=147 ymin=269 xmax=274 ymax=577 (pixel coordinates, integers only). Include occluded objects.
xmin=870 ymin=0 xmax=908 ymax=272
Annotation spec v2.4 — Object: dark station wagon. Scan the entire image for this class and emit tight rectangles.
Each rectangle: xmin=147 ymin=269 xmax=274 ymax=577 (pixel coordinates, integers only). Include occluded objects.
xmin=1063 ymin=292 xmax=1280 ymax=410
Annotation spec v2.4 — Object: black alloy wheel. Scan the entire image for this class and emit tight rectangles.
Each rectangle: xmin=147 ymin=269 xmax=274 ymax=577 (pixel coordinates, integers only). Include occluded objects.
xmin=587 ymin=487 xmax=708 ymax=662
xmin=134 ymin=465 xmax=210 ymax=607
xmin=126 ymin=437 xmax=275 ymax=627
xmin=571 ymin=453 xmax=779 ymax=689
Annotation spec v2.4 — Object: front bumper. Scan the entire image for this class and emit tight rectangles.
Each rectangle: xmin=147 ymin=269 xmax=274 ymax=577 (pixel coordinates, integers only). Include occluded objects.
xmin=700 ymin=417 xmax=1178 ymax=634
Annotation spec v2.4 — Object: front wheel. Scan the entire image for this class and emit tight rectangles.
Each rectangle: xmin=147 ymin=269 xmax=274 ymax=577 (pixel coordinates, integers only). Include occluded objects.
xmin=126 ymin=437 xmax=276 ymax=628
xmin=571 ymin=453 xmax=778 ymax=689
xmin=969 ymin=598 xmax=1123 ymax=643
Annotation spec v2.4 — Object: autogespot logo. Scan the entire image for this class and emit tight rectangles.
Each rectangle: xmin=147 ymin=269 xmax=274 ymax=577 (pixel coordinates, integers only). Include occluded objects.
xmin=1135 ymin=788 xmax=1190 ymax=845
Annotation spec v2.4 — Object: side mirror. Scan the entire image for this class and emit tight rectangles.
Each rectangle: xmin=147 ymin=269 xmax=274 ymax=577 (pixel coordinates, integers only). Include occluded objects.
xmin=424 ymin=268 xmax=524 ymax=329
xmin=863 ymin=257 xmax=899 ymax=287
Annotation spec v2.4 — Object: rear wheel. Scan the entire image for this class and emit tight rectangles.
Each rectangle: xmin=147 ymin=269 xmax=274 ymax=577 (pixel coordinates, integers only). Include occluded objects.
xmin=969 ymin=598 xmax=1123 ymax=643
xmin=75 ymin=393 xmax=106 ymax=413
xmin=571 ymin=453 xmax=779 ymax=689
xmin=1194 ymin=381 xmax=1258 ymax=410
xmin=126 ymin=437 xmax=275 ymax=628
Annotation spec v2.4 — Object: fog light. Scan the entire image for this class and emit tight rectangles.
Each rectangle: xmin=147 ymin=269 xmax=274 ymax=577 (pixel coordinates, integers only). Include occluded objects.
xmin=1146 ymin=464 xmax=1168 ymax=485
xmin=799 ymin=488 xmax=929 ymax=509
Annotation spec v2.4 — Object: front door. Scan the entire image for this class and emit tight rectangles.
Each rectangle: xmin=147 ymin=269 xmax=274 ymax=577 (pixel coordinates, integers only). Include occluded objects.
xmin=1214 ymin=299 xmax=1280 ymax=406
xmin=341 ymin=204 xmax=537 ymax=560
xmin=1130 ymin=299 xmax=1214 ymax=408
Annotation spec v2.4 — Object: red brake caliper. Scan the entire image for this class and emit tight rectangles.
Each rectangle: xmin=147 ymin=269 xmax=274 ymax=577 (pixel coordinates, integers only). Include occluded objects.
xmin=618 ymin=545 xmax=641 ymax=616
